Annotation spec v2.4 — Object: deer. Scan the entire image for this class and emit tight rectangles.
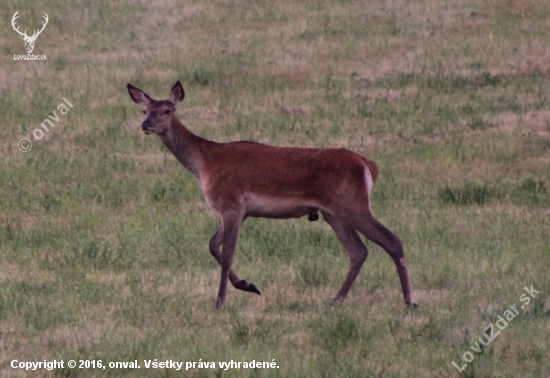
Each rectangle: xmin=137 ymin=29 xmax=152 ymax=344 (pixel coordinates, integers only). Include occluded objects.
xmin=127 ymin=81 xmax=417 ymax=309
xmin=11 ymin=11 xmax=49 ymax=54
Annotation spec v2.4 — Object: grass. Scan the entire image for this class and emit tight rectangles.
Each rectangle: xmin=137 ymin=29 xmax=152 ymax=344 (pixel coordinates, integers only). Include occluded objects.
xmin=1 ymin=0 xmax=549 ymax=376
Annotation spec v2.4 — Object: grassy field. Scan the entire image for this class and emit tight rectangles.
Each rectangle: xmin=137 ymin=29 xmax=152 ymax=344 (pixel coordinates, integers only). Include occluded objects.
xmin=1 ymin=0 xmax=549 ymax=376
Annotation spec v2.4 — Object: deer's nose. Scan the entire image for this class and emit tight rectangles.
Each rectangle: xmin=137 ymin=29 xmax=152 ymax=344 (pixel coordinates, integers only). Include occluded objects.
xmin=141 ymin=121 xmax=151 ymax=131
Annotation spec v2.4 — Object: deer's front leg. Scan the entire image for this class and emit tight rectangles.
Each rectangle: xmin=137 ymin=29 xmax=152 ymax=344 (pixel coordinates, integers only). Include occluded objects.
xmin=209 ymin=227 xmax=261 ymax=296
xmin=216 ymin=211 xmax=244 ymax=309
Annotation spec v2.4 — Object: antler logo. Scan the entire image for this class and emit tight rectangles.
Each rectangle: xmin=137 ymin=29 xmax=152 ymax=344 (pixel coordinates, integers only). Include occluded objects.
xmin=11 ymin=10 xmax=49 ymax=54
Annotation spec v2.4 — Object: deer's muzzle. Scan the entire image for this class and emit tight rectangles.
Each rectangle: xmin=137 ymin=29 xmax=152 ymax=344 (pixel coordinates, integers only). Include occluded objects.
xmin=141 ymin=121 xmax=153 ymax=134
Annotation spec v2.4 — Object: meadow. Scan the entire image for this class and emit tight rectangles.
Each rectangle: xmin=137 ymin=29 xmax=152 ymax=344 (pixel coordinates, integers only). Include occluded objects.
xmin=1 ymin=0 xmax=549 ymax=376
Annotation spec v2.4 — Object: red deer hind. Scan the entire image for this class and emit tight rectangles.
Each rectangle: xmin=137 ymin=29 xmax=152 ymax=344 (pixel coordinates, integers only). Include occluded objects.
xmin=127 ymin=81 xmax=417 ymax=309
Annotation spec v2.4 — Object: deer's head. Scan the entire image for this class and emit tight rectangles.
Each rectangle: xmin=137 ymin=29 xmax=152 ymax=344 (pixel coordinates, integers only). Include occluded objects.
xmin=127 ymin=81 xmax=185 ymax=135
xmin=11 ymin=11 xmax=49 ymax=54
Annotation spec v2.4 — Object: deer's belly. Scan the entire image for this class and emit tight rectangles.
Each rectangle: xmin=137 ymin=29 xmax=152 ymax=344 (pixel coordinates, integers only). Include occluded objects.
xmin=244 ymin=193 xmax=318 ymax=219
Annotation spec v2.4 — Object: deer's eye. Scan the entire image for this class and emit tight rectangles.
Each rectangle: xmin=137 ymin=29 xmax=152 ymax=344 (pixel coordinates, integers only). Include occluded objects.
xmin=164 ymin=109 xmax=171 ymax=115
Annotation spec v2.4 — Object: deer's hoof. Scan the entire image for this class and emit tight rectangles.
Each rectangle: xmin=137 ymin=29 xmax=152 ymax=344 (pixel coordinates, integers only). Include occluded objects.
xmin=237 ymin=280 xmax=261 ymax=295
xmin=248 ymin=283 xmax=261 ymax=295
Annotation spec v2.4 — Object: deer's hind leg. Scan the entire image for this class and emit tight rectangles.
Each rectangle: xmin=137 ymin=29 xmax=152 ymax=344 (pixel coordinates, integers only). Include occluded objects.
xmin=351 ymin=212 xmax=417 ymax=307
xmin=322 ymin=211 xmax=369 ymax=302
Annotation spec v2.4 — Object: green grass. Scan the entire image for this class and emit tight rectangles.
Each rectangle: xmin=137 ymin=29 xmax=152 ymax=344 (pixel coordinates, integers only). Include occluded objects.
xmin=1 ymin=0 xmax=549 ymax=376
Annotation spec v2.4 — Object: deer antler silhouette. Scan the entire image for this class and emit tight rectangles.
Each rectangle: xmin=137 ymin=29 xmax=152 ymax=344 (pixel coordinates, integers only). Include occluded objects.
xmin=11 ymin=11 xmax=49 ymax=54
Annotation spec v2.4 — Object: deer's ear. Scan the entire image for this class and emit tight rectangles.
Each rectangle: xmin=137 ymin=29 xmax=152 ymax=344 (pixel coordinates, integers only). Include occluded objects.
xmin=170 ymin=81 xmax=185 ymax=104
xmin=127 ymin=84 xmax=152 ymax=106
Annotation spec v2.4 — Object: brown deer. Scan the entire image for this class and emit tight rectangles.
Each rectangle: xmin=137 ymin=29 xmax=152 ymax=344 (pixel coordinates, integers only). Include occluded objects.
xmin=127 ymin=81 xmax=417 ymax=309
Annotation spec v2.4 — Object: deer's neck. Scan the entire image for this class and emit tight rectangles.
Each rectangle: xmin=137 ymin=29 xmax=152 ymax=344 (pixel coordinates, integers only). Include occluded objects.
xmin=159 ymin=116 xmax=210 ymax=179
